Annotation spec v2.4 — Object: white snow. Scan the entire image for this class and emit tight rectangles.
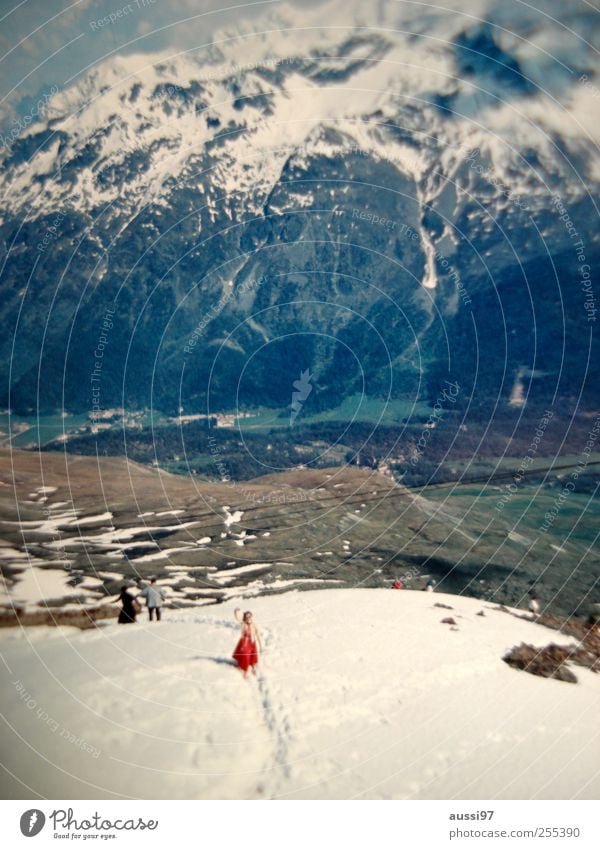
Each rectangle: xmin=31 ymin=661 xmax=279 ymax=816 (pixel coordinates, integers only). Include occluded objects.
xmin=0 ymin=546 xmax=30 ymax=562
xmin=508 ymin=530 xmax=531 ymax=546
xmin=1 ymin=589 xmax=598 ymax=800
xmin=1 ymin=566 xmax=86 ymax=606
xmin=213 ymin=563 xmax=273 ymax=581
xmin=129 ymin=546 xmax=200 ymax=564
xmin=223 ymin=507 xmax=244 ymax=528
xmin=69 ymin=512 xmax=114 ymax=527
xmin=233 ymin=532 xmax=257 ymax=547
xmin=267 ymin=579 xmax=344 ymax=589
xmin=2 ymin=512 xmax=80 ymax=535
xmin=38 ymin=520 xmax=202 ymax=552
xmin=78 ymin=577 xmax=105 ymax=591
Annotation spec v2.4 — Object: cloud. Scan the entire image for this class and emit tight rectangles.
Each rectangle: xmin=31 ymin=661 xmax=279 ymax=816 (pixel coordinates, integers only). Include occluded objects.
xmin=1 ymin=0 xmax=598 ymax=143
xmin=0 ymin=0 xmax=280 ymax=130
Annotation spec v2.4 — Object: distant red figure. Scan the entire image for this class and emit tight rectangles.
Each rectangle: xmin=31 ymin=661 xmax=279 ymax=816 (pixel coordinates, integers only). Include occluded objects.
xmin=232 ymin=608 xmax=263 ymax=677
xmin=392 ymin=579 xmax=404 ymax=590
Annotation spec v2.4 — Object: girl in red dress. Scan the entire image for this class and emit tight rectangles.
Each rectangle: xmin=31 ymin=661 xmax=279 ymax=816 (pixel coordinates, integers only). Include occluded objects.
xmin=232 ymin=608 xmax=263 ymax=677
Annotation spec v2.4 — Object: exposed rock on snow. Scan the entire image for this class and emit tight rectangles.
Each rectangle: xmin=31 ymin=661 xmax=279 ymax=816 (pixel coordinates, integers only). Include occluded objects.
xmin=503 ymin=641 xmax=600 ymax=683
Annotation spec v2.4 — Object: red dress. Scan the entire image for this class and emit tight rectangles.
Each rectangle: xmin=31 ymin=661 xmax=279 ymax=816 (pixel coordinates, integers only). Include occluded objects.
xmin=233 ymin=624 xmax=258 ymax=671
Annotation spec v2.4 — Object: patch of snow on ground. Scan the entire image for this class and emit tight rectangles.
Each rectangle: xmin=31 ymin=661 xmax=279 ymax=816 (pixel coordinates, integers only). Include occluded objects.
xmin=1 ymin=567 xmax=89 ymax=606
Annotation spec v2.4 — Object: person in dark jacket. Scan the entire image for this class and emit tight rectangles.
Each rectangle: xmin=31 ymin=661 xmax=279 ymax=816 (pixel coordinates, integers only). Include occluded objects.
xmin=118 ymin=586 xmax=139 ymax=624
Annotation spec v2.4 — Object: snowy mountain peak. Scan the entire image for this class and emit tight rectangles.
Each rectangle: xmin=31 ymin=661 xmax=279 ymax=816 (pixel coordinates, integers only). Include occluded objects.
xmin=2 ymin=0 xmax=598 ymax=224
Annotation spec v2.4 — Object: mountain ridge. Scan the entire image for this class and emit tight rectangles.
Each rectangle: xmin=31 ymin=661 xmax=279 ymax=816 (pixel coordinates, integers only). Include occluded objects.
xmin=1 ymin=0 xmax=598 ymax=417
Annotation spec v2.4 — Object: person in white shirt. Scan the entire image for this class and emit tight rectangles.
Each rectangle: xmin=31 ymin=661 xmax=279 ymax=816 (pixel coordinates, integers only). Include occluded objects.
xmin=528 ymin=594 xmax=540 ymax=619
xmin=139 ymin=578 xmax=166 ymax=621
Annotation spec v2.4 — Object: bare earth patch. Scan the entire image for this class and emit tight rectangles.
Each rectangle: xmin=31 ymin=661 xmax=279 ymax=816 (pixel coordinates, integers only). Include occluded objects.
xmin=503 ymin=640 xmax=600 ymax=684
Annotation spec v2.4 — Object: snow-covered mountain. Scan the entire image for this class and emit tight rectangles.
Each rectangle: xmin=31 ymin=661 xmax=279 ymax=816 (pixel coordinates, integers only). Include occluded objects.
xmin=1 ymin=0 xmax=599 ymax=415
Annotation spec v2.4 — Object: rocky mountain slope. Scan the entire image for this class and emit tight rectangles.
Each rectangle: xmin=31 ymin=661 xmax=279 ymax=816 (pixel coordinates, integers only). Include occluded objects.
xmin=1 ymin=0 xmax=598 ymax=417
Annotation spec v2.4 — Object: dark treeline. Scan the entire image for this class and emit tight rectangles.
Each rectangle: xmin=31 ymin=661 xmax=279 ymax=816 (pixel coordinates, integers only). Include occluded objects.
xmin=42 ymin=405 xmax=598 ymax=486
